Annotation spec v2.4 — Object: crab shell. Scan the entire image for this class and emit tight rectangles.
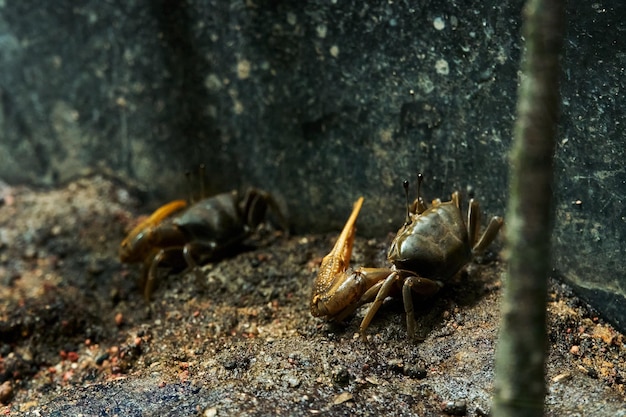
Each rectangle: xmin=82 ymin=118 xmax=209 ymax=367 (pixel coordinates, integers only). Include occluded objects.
xmin=387 ymin=201 xmax=472 ymax=281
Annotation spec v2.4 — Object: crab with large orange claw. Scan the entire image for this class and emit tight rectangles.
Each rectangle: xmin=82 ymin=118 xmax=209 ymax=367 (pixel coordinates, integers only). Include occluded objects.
xmin=310 ymin=174 xmax=503 ymax=340
xmin=120 ymin=182 xmax=285 ymax=300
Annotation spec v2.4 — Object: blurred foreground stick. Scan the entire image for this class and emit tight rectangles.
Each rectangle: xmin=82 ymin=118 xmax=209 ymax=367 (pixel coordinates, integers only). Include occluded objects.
xmin=493 ymin=0 xmax=565 ymax=416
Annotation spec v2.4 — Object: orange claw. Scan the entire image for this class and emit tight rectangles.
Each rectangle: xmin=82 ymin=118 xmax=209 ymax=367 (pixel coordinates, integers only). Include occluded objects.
xmin=120 ymin=200 xmax=188 ymax=262
xmin=310 ymin=197 xmax=364 ymax=316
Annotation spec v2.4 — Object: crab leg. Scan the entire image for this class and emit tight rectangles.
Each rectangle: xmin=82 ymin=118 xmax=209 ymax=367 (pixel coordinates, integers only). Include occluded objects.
xmin=358 ymin=270 xmax=399 ymax=338
xmin=144 ymin=247 xmax=182 ymax=300
xmin=467 ymin=199 xmax=481 ymax=248
xmin=357 ymin=270 xmax=443 ymax=340
xmin=401 ymin=275 xmax=444 ymax=340
xmin=472 ymin=216 xmax=504 ymax=254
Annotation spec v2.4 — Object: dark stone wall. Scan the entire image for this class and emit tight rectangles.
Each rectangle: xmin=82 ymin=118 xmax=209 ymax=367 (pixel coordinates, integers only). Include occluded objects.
xmin=555 ymin=2 xmax=626 ymax=332
xmin=0 ymin=1 xmax=624 ymax=331
xmin=0 ymin=0 xmax=520 ymax=231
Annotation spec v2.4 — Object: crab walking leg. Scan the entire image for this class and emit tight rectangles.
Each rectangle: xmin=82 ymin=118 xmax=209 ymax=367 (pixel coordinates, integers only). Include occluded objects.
xmin=472 ymin=216 xmax=504 ymax=254
xmin=402 ymin=275 xmax=444 ymax=340
xmin=467 ymin=199 xmax=481 ymax=248
xmin=358 ymin=270 xmax=400 ymax=339
xmin=145 ymin=247 xmax=182 ymax=300
xmin=182 ymin=243 xmax=210 ymax=288
xmin=182 ymin=244 xmax=198 ymax=269
xmin=311 ymin=197 xmax=364 ymax=317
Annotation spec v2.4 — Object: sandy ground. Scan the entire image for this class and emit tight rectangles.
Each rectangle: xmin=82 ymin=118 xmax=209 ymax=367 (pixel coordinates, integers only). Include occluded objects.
xmin=0 ymin=176 xmax=624 ymax=416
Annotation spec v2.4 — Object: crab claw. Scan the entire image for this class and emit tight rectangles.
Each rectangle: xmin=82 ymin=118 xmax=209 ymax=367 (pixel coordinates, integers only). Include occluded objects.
xmin=310 ymin=197 xmax=364 ymax=317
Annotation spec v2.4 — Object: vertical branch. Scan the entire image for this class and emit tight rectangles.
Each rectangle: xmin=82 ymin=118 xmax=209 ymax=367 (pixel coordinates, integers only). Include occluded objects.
xmin=493 ymin=0 xmax=565 ymax=416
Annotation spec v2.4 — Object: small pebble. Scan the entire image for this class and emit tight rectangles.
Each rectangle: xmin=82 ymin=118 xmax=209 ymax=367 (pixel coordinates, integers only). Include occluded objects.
xmin=570 ymin=345 xmax=580 ymax=355
xmin=442 ymin=399 xmax=467 ymax=416
xmin=23 ymin=245 xmax=37 ymax=259
xmin=332 ymin=366 xmax=350 ymax=385
xmin=0 ymin=381 xmax=13 ymax=405
xmin=404 ymin=365 xmax=427 ymax=379
xmin=387 ymin=358 xmax=404 ymax=374
xmin=552 ymin=372 xmax=572 ymax=383
xmin=87 ymin=258 xmax=105 ymax=275
xmin=286 ymin=376 xmax=301 ymax=388
xmin=115 ymin=312 xmax=124 ymax=327
xmin=475 ymin=406 xmax=489 ymax=416
xmin=203 ymin=408 xmax=218 ymax=417
xmin=95 ymin=353 xmax=110 ymax=366
xmin=332 ymin=392 xmax=353 ymax=405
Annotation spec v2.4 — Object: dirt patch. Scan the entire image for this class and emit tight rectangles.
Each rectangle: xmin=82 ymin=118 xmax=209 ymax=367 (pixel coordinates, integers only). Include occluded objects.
xmin=0 ymin=177 xmax=624 ymax=416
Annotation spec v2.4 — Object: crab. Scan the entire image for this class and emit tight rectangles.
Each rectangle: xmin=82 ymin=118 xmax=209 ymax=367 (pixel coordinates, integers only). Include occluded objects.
xmin=310 ymin=176 xmax=503 ymax=340
xmin=120 ymin=187 xmax=284 ymax=299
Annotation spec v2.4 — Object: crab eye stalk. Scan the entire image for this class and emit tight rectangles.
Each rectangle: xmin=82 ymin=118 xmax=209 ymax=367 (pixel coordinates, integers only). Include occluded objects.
xmin=416 ymin=172 xmax=424 ymax=201
xmin=403 ymin=180 xmax=411 ymax=225
xmin=410 ymin=172 xmax=429 ymax=214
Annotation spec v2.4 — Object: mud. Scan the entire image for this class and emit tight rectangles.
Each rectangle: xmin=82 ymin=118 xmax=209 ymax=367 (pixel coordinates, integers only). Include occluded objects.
xmin=0 ymin=177 xmax=624 ymax=416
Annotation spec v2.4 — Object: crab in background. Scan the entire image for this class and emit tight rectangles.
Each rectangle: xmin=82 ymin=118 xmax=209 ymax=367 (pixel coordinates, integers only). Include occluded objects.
xmin=120 ymin=170 xmax=285 ymax=299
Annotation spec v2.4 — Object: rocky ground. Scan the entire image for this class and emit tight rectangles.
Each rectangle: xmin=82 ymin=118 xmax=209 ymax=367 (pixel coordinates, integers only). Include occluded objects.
xmin=0 ymin=176 xmax=624 ymax=416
